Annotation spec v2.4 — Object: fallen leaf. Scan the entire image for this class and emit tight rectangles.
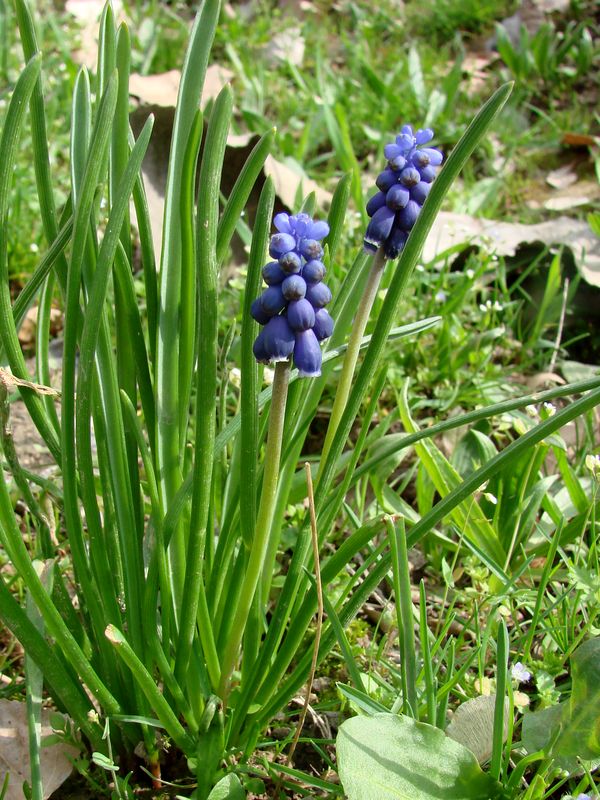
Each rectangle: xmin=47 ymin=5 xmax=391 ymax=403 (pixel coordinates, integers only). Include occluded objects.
xmin=530 ymin=0 xmax=569 ymax=11
xmin=129 ymin=64 xmax=233 ymax=109
xmin=264 ymin=28 xmax=305 ymax=67
xmin=0 ymin=700 xmax=79 ymax=800
xmin=562 ymin=132 xmax=599 ymax=148
xmin=264 ymin=155 xmax=332 ymax=211
xmin=446 ymin=695 xmax=510 ymax=764
xmin=546 ymin=164 xmax=578 ymax=190
xmin=424 ymin=211 xmax=600 ymax=287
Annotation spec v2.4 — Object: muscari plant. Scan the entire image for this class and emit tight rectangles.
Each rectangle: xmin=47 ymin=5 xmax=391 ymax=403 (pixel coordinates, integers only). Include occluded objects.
xmin=2 ymin=0 xmax=600 ymax=798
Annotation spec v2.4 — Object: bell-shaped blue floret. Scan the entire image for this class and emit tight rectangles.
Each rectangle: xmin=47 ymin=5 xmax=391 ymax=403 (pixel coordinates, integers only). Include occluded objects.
xmin=376 ymin=169 xmax=398 ymax=192
xmin=415 ymin=128 xmax=434 ymax=144
xmin=262 ymin=315 xmax=295 ymax=362
xmin=305 ymin=281 xmax=332 ymax=309
xmin=282 ymin=274 xmax=307 ymax=300
xmin=399 ymin=167 xmax=421 ymax=187
xmin=273 ymin=212 xmax=292 ymax=233
xmin=386 ymin=184 xmax=410 ymax=210
xmin=251 ymin=298 xmax=271 ymax=325
xmin=418 ymin=165 xmax=437 ymax=183
xmin=364 ymin=205 xmax=395 ymax=248
xmin=313 ymin=308 xmax=334 ymax=341
xmin=260 ymin=285 xmax=286 ymax=315
xmin=397 ymin=200 xmax=421 ymax=232
xmin=287 ymin=298 xmax=315 ymax=331
xmin=278 ymin=250 xmax=302 ymax=274
xmin=262 ymin=260 xmax=286 ymax=285
xmin=269 ymin=232 xmax=296 ymax=258
xmin=302 ymin=259 xmax=326 ymax=282
xmin=299 ymin=239 xmax=324 ymax=261
xmin=384 ymin=227 xmax=408 ymax=259
xmin=306 ymin=220 xmax=330 ymax=240
xmin=253 ymin=329 xmax=269 ymax=363
xmin=366 ymin=191 xmax=387 ymax=218
xmin=410 ymin=181 xmax=430 ymax=205
xmin=293 ymin=329 xmax=322 ymax=377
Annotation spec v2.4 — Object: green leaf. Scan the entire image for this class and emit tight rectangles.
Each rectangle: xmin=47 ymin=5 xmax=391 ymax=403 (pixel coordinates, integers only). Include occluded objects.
xmin=522 ymin=638 xmax=600 ymax=766
xmin=206 ymin=773 xmax=245 ymax=799
xmin=337 ymin=713 xmax=506 ymax=800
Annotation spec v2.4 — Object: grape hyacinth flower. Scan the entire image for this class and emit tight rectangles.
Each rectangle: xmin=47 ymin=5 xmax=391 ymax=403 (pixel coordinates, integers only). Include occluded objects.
xmin=251 ymin=212 xmax=334 ymax=377
xmin=364 ymin=125 xmax=443 ymax=258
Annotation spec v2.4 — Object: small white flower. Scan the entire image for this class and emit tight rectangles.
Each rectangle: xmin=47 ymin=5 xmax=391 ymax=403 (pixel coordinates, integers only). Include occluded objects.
xmin=229 ymin=368 xmax=241 ymax=389
xmin=525 ymin=404 xmax=538 ymax=417
xmin=542 ymin=402 xmax=556 ymax=417
xmin=434 ymin=290 xmax=447 ymax=303
xmin=465 ymin=268 xmax=475 ymax=279
xmin=415 ymin=264 xmax=425 ymax=273
xmin=493 ymin=301 xmax=503 ymax=312
xmin=479 ymin=303 xmax=487 ymax=313
xmin=586 ymin=454 xmax=600 ymax=478
xmin=29 ymin=243 xmax=39 ymax=253
xmin=484 ymin=492 xmax=498 ymax=505
xmin=511 ymin=662 xmax=532 ymax=683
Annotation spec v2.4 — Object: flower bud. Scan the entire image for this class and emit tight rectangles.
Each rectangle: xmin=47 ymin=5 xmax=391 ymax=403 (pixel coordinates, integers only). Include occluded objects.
xmin=410 ymin=181 xmax=430 ymax=205
xmin=269 ymin=232 xmax=296 ymax=258
xmin=260 ymin=286 xmax=286 ymax=315
xmin=386 ymin=184 xmax=410 ymax=210
xmin=262 ymin=260 xmax=286 ymax=285
xmin=376 ymin=169 xmax=398 ymax=192
xmin=282 ymin=274 xmax=307 ymax=300
xmin=302 ymin=259 xmax=326 ymax=282
xmin=251 ymin=298 xmax=271 ymax=325
xmin=397 ymin=200 xmax=421 ymax=231
xmin=305 ymin=281 xmax=332 ymax=309
xmin=299 ymin=239 xmax=324 ymax=261
xmin=366 ymin=191 xmax=387 ymax=218
xmin=313 ymin=308 xmax=334 ymax=341
xmin=399 ymin=167 xmax=421 ymax=187
xmin=278 ymin=250 xmax=302 ymax=274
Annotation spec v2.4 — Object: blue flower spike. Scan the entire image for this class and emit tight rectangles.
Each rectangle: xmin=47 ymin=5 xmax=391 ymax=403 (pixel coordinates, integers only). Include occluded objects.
xmin=365 ymin=125 xmax=443 ymax=257
xmin=251 ymin=212 xmax=335 ymax=377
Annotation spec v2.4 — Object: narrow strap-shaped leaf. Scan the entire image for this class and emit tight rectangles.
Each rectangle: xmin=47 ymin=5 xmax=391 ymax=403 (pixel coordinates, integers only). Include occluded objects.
xmin=156 ymin=0 xmax=221 ymax=516
xmin=0 ymin=436 xmax=121 ymax=716
xmin=0 ymin=54 xmax=61 ymax=461
xmin=14 ymin=0 xmax=68 ymax=295
xmin=216 ymin=127 xmax=275 ymax=265
xmin=175 ymin=86 xmax=233 ymax=691
xmin=75 ymin=115 xmax=154 ymax=661
xmin=405 ymin=386 xmax=600 ymax=550
xmin=178 ymin=109 xmax=203 ymax=448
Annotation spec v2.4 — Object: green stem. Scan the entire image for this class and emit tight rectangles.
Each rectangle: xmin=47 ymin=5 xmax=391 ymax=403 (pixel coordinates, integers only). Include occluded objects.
xmin=219 ymin=360 xmax=291 ymax=697
xmin=318 ymin=246 xmax=387 ymax=477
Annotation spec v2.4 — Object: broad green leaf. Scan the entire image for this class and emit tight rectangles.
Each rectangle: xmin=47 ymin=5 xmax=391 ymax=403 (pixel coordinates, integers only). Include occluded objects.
xmin=206 ymin=773 xmax=245 ymax=800
xmin=522 ymin=638 xmax=600 ymax=766
xmin=337 ymin=713 xmax=506 ymax=800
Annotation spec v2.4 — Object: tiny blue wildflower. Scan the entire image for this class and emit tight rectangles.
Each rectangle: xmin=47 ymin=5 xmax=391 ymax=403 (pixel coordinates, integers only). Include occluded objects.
xmin=365 ymin=125 xmax=443 ymax=257
xmin=251 ymin=212 xmax=335 ymax=374
xmin=511 ymin=662 xmax=532 ymax=683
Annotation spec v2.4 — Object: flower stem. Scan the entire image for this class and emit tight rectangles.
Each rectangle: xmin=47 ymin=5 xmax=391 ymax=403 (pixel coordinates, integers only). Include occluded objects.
xmin=318 ymin=246 xmax=387 ymax=479
xmin=219 ymin=360 xmax=290 ymax=698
